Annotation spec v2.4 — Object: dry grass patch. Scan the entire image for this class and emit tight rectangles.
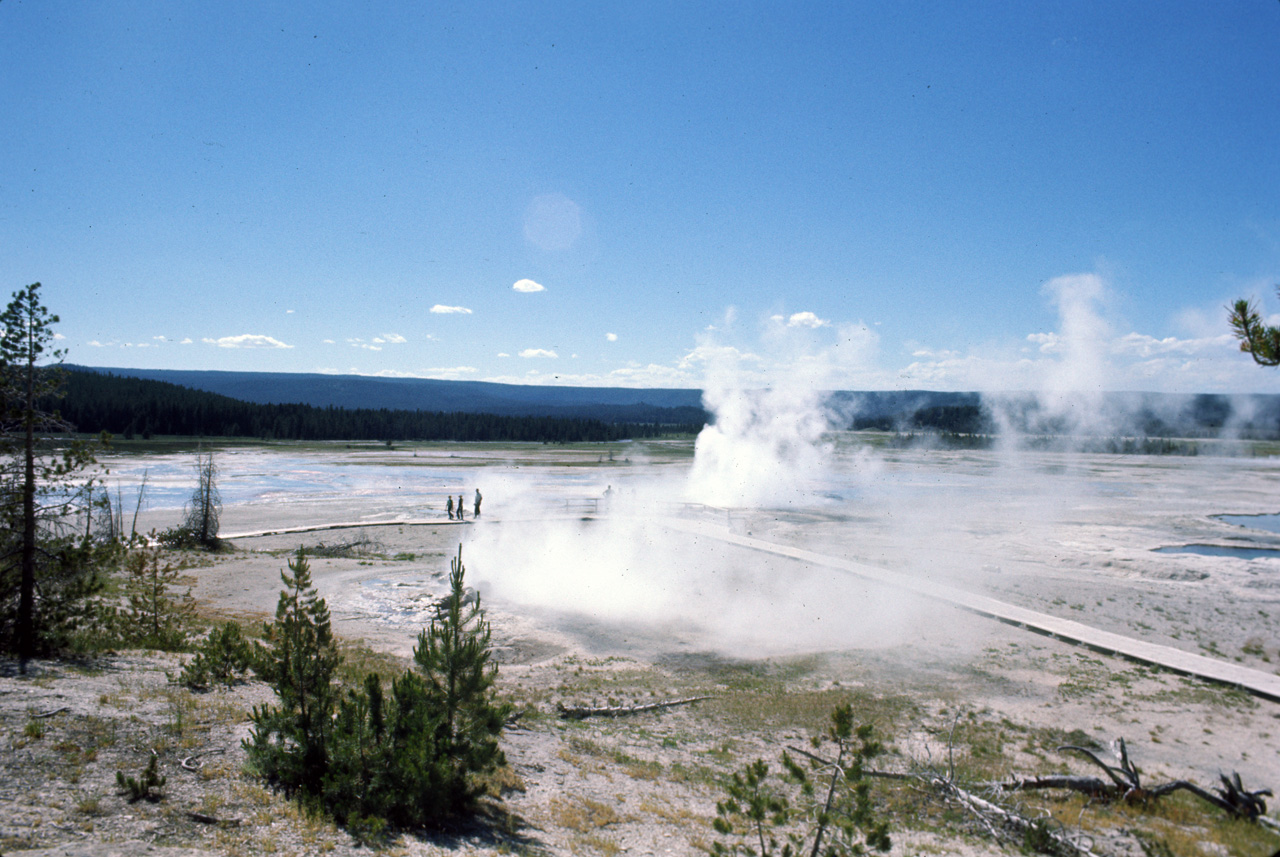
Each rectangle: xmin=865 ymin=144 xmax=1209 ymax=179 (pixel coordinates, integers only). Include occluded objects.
xmin=1029 ymin=790 xmax=1280 ymax=856
xmin=551 ymin=794 xmax=625 ymax=832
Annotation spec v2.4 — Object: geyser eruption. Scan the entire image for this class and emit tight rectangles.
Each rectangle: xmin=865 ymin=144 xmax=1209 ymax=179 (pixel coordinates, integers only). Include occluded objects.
xmin=684 ymin=311 xmax=877 ymax=508
xmin=464 ymin=311 xmax=917 ymax=657
xmin=684 ymin=382 xmax=833 ymax=509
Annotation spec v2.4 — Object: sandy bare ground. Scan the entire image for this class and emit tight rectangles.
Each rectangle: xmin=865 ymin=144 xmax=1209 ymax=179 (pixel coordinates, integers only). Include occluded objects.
xmin=3 ymin=443 xmax=1280 ymax=855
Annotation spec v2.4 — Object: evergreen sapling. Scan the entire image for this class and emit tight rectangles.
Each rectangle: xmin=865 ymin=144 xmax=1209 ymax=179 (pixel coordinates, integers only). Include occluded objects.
xmin=245 ymin=548 xmax=342 ymax=798
xmin=413 ymin=543 xmax=512 ymax=814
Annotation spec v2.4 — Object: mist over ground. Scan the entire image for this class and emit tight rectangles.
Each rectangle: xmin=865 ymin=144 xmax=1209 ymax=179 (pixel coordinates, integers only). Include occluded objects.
xmin=466 ymin=274 xmax=1280 ymax=662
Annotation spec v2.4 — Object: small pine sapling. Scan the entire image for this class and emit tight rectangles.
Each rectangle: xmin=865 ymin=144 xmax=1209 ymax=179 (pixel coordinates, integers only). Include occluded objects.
xmin=412 ymin=544 xmax=512 ymax=815
xmin=117 ymin=753 xmax=166 ymax=802
xmin=115 ymin=540 xmax=194 ymax=651
xmin=713 ymin=703 xmax=891 ymax=857
xmin=180 ymin=621 xmax=255 ymax=690
xmin=245 ymin=547 xmax=342 ymax=798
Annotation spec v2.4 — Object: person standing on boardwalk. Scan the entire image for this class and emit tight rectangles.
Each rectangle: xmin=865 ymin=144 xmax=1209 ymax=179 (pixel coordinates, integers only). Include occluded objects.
xmin=474 ymin=488 xmax=482 ymax=518
xmin=457 ymin=493 xmax=465 ymax=520
xmin=446 ymin=495 xmax=454 ymax=520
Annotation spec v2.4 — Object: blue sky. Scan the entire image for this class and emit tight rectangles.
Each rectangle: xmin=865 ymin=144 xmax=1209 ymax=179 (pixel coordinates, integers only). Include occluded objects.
xmin=3 ymin=2 xmax=1279 ymax=393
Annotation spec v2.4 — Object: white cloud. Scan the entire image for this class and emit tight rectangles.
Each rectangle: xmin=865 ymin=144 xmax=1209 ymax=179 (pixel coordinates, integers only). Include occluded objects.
xmin=347 ymin=338 xmax=382 ymax=351
xmin=422 ymin=366 xmax=478 ymax=379
xmin=53 ymin=333 xmax=66 ymax=340
xmin=430 ymin=305 xmax=473 ymax=314
xmin=1111 ymin=332 xmax=1233 ymax=357
xmin=88 ymin=340 xmax=104 ymax=347
xmin=519 ymin=348 xmax=558 ymax=359
xmin=678 ymin=343 xmax=765 ymax=370
xmin=604 ymin=363 xmax=695 ymax=387
xmin=383 ymin=333 xmax=407 ymax=343
xmin=203 ymin=334 xmax=292 ymax=349
xmin=606 ymin=332 xmax=617 ymax=342
xmin=896 ymin=286 xmax=1270 ymax=394
xmin=180 ymin=338 xmax=193 ymax=345
xmin=1027 ymin=332 xmax=1058 ymax=353
xmin=787 ymin=312 xmax=829 ymax=329
xmin=480 ymin=364 xmax=698 ymax=387
xmin=322 ymin=339 xmax=336 ymax=345
xmin=497 ymin=352 xmax=510 ymax=358
xmin=513 ymin=279 xmax=545 ymax=293
xmin=357 ymin=367 xmax=479 ymax=379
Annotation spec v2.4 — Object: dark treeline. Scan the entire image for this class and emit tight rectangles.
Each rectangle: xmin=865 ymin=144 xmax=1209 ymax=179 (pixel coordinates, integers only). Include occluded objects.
xmin=851 ymin=404 xmax=991 ymax=434
xmin=850 ymin=396 xmax=1280 ymax=440
xmin=49 ymin=369 xmax=705 ymax=442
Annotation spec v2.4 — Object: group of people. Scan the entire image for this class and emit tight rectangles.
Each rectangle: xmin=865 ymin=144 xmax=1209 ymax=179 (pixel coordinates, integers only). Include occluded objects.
xmin=446 ymin=488 xmax=481 ymax=521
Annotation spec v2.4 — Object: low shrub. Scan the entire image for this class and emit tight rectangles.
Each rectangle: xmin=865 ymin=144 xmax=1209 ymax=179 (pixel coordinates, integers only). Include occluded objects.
xmin=180 ymin=621 xmax=255 ymax=690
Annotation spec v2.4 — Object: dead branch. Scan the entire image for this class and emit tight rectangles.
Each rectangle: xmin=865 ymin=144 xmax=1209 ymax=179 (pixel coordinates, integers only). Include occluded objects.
xmin=933 ymin=774 xmax=1093 ymax=856
xmin=179 ymin=748 xmax=226 ymax=772
xmin=1059 ymin=738 xmax=1141 ymax=795
xmin=791 ymin=743 xmax=1093 ymax=855
xmin=303 ymin=534 xmax=383 ymax=558
xmin=32 ymin=705 xmax=70 ymax=718
xmin=186 ymin=811 xmax=241 ymax=827
xmin=1001 ymin=737 xmax=1273 ymax=824
xmin=556 ymin=695 xmax=712 ymax=720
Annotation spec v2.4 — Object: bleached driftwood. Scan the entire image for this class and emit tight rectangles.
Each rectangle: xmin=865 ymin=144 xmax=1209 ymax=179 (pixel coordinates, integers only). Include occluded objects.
xmin=180 ymin=747 xmax=226 ymax=772
xmin=997 ymin=737 xmax=1274 ymax=827
xmin=32 ymin=705 xmax=70 ymax=719
xmin=556 ymin=695 xmax=712 ymax=720
xmin=787 ymin=743 xmax=1095 ymax=857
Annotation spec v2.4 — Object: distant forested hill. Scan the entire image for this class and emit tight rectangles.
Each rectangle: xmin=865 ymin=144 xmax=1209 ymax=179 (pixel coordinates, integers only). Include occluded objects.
xmin=52 ymin=368 xmax=704 ymax=442
xmin=63 ymin=366 xmax=1280 ymax=441
xmin=74 ymin=366 xmax=707 ymax=423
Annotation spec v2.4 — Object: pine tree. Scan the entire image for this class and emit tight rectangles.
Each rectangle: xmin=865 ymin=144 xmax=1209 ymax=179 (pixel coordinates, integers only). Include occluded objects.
xmin=250 ymin=544 xmax=509 ymax=829
xmin=181 ymin=451 xmax=221 ymax=548
xmin=115 ymin=541 xmax=194 ymax=651
xmin=413 ymin=544 xmax=511 ymax=814
xmin=0 ymin=283 xmax=104 ymax=667
xmin=245 ymin=548 xmax=342 ymax=797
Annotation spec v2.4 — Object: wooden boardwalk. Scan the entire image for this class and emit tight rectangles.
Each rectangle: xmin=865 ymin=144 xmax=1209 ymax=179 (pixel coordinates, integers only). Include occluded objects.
xmin=664 ymin=519 xmax=1280 ymax=703
xmin=221 ymin=519 xmax=466 ymax=540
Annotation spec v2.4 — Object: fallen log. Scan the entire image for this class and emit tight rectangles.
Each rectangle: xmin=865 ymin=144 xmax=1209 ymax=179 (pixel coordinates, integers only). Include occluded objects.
xmin=936 ymin=772 xmax=1095 ymax=856
xmin=186 ymin=810 xmax=241 ymax=827
xmin=998 ymin=737 xmax=1273 ymax=825
xmin=788 ymin=744 xmax=1095 ymax=856
xmin=556 ymin=695 xmax=712 ymax=719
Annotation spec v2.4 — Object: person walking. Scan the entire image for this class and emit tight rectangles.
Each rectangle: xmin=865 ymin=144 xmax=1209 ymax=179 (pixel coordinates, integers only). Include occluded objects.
xmin=474 ymin=488 xmax=482 ymax=518
xmin=446 ymin=495 xmax=454 ymax=520
xmin=457 ymin=493 xmax=465 ymax=520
